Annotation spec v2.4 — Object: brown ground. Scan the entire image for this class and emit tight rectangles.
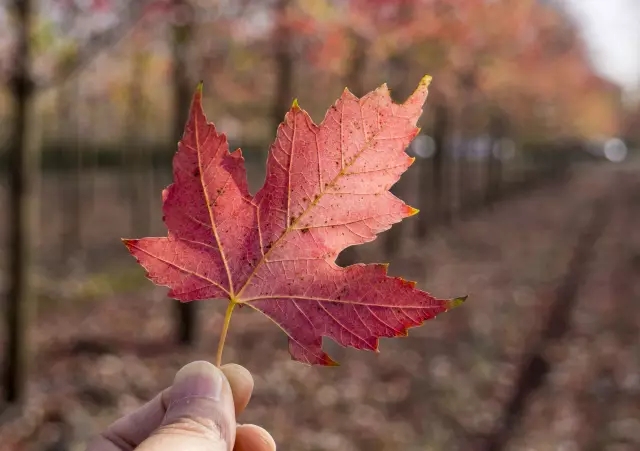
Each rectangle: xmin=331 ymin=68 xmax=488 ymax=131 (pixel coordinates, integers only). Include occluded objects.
xmin=0 ymin=160 xmax=639 ymax=451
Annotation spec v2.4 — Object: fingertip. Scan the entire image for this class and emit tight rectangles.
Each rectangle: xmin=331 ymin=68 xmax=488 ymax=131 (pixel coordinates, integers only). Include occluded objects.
xmin=221 ymin=364 xmax=254 ymax=415
xmin=221 ymin=363 xmax=253 ymax=386
xmin=137 ymin=361 xmax=236 ymax=451
xmin=235 ymin=424 xmax=276 ymax=451
xmin=168 ymin=360 xmax=230 ymax=405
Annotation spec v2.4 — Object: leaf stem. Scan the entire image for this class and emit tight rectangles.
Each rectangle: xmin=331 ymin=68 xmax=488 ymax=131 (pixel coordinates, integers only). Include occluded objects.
xmin=216 ymin=300 xmax=236 ymax=367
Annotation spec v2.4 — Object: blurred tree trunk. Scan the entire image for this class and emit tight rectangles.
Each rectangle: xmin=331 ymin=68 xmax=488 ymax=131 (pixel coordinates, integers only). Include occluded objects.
xmin=455 ymin=140 xmax=469 ymax=219
xmin=85 ymin=91 xmax=99 ymax=219
xmin=416 ymin=101 xmax=448 ymax=238
xmin=382 ymin=52 xmax=412 ymax=259
xmin=345 ymin=31 xmax=367 ymax=96
xmin=272 ymin=0 xmax=293 ymax=134
xmin=456 ymin=69 xmax=477 ymax=218
xmin=486 ymin=112 xmax=507 ymax=205
xmin=382 ymin=2 xmax=413 ymax=259
xmin=3 ymin=0 xmax=38 ymax=407
xmin=55 ymin=84 xmax=75 ymax=264
xmin=126 ymin=50 xmax=152 ymax=236
xmin=336 ymin=31 xmax=367 ymax=267
xmin=62 ymin=80 xmax=84 ymax=263
xmin=171 ymin=0 xmax=197 ymax=346
xmin=433 ymin=103 xmax=450 ymax=225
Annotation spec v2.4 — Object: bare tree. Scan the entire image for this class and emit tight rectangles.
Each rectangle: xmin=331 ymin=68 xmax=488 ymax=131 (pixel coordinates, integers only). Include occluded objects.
xmin=2 ymin=0 xmax=158 ymax=406
xmin=171 ymin=0 xmax=198 ymax=345
xmin=382 ymin=2 xmax=413 ymax=259
xmin=416 ymin=99 xmax=448 ymax=238
xmin=40 ymin=0 xmax=155 ymax=91
xmin=3 ymin=0 xmax=38 ymax=407
xmin=382 ymin=51 xmax=412 ymax=258
xmin=271 ymin=0 xmax=294 ymax=133
xmin=485 ymin=111 xmax=507 ymax=205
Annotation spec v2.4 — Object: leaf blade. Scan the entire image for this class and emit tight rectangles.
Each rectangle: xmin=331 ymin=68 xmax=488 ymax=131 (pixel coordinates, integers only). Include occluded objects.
xmin=123 ymin=76 xmax=465 ymax=366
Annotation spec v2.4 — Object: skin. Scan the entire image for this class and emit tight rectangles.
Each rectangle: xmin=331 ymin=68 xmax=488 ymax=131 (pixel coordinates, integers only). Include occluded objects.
xmin=87 ymin=361 xmax=276 ymax=451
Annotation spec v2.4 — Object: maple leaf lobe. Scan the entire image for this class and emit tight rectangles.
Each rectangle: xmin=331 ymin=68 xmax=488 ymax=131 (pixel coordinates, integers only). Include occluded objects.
xmin=123 ymin=77 xmax=466 ymax=366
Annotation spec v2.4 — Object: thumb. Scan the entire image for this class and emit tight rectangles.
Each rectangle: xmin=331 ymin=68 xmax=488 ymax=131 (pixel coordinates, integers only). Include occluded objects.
xmin=137 ymin=361 xmax=236 ymax=451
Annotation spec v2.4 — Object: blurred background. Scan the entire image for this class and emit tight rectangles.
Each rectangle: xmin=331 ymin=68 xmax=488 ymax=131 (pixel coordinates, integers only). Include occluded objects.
xmin=0 ymin=0 xmax=639 ymax=449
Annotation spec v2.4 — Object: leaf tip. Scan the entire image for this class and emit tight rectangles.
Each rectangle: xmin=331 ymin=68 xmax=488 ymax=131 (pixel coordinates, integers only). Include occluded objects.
xmin=323 ymin=355 xmax=340 ymax=366
xmin=196 ymin=80 xmax=204 ymax=94
xmin=419 ymin=74 xmax=432 ymax=87
xmin=446 ymin=295 xmax=468 ymax=310
xmin=291 ymin=98 xmax=300 ymax=109
xmin=407 ymin=206 xmax=420 ymax=216
xmin=121 ymin=238 xmax=136 ymax=249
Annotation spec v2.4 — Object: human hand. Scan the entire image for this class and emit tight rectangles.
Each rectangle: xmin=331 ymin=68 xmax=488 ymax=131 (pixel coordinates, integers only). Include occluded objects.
xmin=88 ymin=361 xmax=275 ymax=451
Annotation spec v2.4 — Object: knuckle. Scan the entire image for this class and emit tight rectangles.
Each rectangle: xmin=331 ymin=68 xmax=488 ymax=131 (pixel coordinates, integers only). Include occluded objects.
xmin=153 ymin=415 xmax=229 ymax=444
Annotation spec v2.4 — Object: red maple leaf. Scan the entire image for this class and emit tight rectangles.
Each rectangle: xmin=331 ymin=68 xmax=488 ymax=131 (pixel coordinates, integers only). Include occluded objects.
xmin=123 ymin=77 xmax=465 ymax=366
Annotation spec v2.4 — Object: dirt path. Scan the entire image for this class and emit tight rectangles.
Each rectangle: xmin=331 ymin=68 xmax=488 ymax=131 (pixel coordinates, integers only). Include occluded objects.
xmin=506 ymin=164 xmax=640 ymax=451
xmin=1 ymin=161 xmax=638 ymax=451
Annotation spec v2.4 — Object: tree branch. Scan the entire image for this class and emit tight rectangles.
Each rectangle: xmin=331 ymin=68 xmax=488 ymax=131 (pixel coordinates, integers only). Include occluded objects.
xmin=38 ymin=0 xmax=154 ymax=92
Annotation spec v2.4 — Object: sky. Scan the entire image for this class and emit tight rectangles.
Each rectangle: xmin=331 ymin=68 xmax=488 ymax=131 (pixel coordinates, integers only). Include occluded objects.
xmin=562 ymin=0 xmax=640 ymax=97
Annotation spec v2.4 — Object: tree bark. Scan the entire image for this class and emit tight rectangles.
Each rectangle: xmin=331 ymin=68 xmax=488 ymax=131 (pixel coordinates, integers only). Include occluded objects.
xmin=171 ymin=0 xmax=197 ymax=346
xmin=3 ymin=0 xmax=38 ymax=407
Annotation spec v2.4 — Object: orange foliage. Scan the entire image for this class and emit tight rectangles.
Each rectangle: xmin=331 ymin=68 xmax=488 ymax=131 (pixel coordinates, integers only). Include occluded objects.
xmin=306 ymin=0 xmax=622 ymax=139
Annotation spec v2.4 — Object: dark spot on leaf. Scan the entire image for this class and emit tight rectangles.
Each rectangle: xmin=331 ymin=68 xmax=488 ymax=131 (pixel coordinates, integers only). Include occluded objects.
xmin=193 ymin=168 xmax=200 ymax=177
xmin=301 ymin=228 xmax=309 ymax=234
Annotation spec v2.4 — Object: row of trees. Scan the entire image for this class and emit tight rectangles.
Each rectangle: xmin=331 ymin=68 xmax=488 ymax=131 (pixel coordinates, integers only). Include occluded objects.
xmin=0 ymin=0 xmax=624 ymax=407
xmin=1 ymin=0 xmax=162 ymax=407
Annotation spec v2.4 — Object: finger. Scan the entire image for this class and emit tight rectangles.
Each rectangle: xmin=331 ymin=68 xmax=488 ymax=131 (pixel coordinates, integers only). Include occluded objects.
xmin=234 ymin=424 xmax=276 ymax=451
xmin=87 ymin=362 xmax=254 ymax=451
xmin=136 ymin=361 xmax=236 ymax=451
xmin=221 ymin=364 xmax=254 ymax=416
xmin=87 ymin=388 xmax=170 ymax=451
